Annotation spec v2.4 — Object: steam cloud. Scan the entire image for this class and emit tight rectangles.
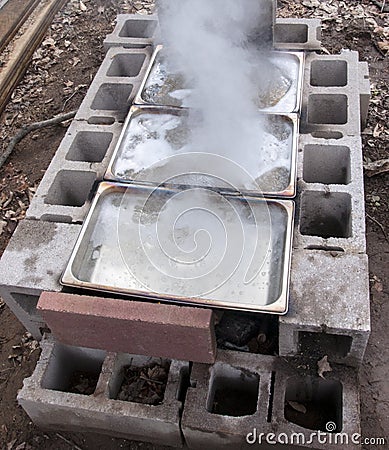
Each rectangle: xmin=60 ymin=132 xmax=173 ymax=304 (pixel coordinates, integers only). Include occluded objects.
xmin=157 ymin=0 xmax=274 ymax=176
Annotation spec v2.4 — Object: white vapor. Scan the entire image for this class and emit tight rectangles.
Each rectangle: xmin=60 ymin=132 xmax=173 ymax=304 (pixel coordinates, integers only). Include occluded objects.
xmin=157 ymin=0 xmax=275 ymax=176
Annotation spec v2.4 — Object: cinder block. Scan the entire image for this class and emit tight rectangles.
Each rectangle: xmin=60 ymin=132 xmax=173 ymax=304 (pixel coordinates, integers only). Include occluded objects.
xmin=37 ymin=291 xmax=216 ymax=364
xmin=75 ymin=46 xmax=152 ymax=123
xmin=274 ymin=18 xmax=322 ymax=50
xmin=294 ymin=134 xmax=366 ymax=254
xmin=104 ymin=14 xmax=159 ymax=50
xmin=0 ymin=220 xmax=81 ymax=338
xmin=300 ymin=50 xmax=370 ymax=137
xmin=26 ymin=120 xmax=122 ymax=223
xmin=280 ymin=250 xmax=370 ymax=367
xmin=182 ymin=350 xmax=361 ymax=449
xmin=18 ymin=336 xmax=188 ymax=448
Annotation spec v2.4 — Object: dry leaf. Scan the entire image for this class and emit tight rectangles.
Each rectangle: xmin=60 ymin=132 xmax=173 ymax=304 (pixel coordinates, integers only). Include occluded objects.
xmin=364 ymin=159 xmax=389 ymax=177
xmin=378 ymin=41 xmax=389 ymax=52
xmin=374 ymin=281 xmax=384 ymax=293
xmin=302 ymin=0 xmax=320 ymax=7
xmin=372 ymin=275 xmax=384 ymax=293
xmin=288 ymin=401 xmax=307 ymax=414
xmin=79 ymin=1 xmax=87 ymax=11
xmin=373 ymin=123 xmax=383 ymax=137
xmin=15 ymin=443 xmax=26 ymax=450
xmin=53 ymin=48 xmax=63 ymax=58
xmin=317 ymin=355 xmax=332 ymax=379
xmin=42 ymin=37 xmax=55 ymax=47
xmin=0 ymin=220 xmax=7 ymax=235
xmin=64 ymin=80 xmax=74 ymax=88
xmin=7 ymin=439 xmax=17 ymax=450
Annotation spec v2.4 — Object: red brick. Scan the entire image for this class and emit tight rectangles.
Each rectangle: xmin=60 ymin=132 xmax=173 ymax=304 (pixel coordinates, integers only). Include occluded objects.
xmin=37 ymin=292 xmax=216 ymax=363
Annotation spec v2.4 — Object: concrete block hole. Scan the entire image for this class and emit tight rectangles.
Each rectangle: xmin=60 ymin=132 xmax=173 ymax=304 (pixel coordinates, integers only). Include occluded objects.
xmin=107 ymin=53 xmax=146 ymax=77
xmin=274 ymin=23 xmax=308 ymax=44
xmin=308 ymin=94 xmax=348 ymax=125
xmin=310 ymin=131 xmax=343 ymax=139
xmin=206 ymin=363 xmax=259 ymax=417
xmin=87 ymin=117 xmax=115 ymax=125
xmin=119 ymin=19 xmax=157 ymax=38
xmin=66 ymin=131 xmax=113 ymax=163
xmin=41 ymin=343 xmax=106 ymax=395
xmin=299 ymin=191 xmax=352 ymax=239
xmin=91 ymin=83 xmax=133 ymax=112
xmin=40 ymin=214 xmax=73 ymax=223
xmin=310 ymin=60 xmax=348 ymax=87
xmin=284 ymin=376 xmax=343 ymax=432
xmin=108 ymin=355 xmax=171 ymax=405
xmin=45 ymin=170 xmax=96 ymax=207
xmin=298 ymin=331 xmax=352 ymax=358
xmin=303 ymin=145 xmax=351 ymax=185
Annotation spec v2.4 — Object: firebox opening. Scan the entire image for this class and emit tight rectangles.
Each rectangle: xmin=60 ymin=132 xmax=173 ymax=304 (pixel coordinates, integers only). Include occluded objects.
xmin=215 ymin=311 xmax=279 ymax=355
xmin=284 ymin=376 xmax=343 ymax=432
xmin=206 ymin=364 xmax=259 ymax=417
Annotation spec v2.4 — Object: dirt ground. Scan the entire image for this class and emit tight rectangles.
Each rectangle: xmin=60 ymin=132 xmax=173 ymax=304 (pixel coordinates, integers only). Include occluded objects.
xmin=0 ymin=0 xmax=388 ymax=449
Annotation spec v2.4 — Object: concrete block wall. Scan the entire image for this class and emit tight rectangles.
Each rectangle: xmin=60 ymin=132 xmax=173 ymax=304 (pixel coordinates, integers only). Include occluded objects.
xmin=0 ymin=220 xmax=81 ymax=338
xmin=18 ymin=336 xmax=188 ymax=448
xmin=182 ymin=350 xmax=361 ymax=449
xmin=26 ymin=120 xmax=122 ymax=223
xmin=300 ymin=50 xmax=370 ymax=138
xmin=0 ymin=8 xmax=370 ymax=447
xmin=23 ymin=47 xmax=152 ymax=224
xmin=287 ymin=51 xmax=371 ymax=366
xmin=104 ymin=15 xmax=322 ymax=52
xmin=19 ymin=340 xmax=361 ymax=449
